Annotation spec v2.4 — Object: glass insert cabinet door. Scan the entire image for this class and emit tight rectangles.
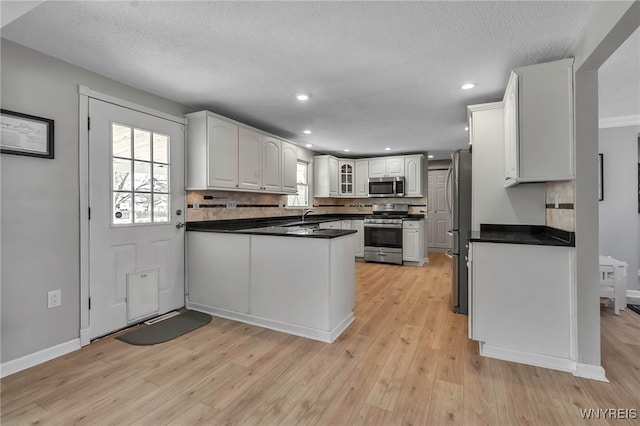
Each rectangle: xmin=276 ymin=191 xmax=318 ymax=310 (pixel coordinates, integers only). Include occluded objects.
xmin=340 ymin=161 xmax=354 ymax=196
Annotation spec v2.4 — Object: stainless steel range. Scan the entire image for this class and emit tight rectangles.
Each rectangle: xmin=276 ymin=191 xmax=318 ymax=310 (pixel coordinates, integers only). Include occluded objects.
xmin=364 ymin=203 xmax=409 ymax=265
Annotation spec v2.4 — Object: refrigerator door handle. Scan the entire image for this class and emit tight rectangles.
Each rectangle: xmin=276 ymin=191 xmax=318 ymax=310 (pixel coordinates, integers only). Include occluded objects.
xmin=445 ymin=164 xmax=453 ymax=216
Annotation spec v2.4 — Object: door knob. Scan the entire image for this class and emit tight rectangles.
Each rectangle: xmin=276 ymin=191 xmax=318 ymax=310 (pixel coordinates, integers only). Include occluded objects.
xmin=176 ymin=222 xmax=185 ymax=229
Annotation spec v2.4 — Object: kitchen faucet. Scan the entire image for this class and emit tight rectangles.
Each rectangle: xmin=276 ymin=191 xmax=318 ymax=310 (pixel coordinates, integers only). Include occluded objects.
xmin=301 ymin=208 xmax=314 ymax=221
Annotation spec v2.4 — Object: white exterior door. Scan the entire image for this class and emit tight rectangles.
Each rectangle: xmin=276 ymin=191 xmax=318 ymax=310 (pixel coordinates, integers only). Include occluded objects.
xmin=88 ymin=98 xmax=185 ymax=339
xmin=427 ymin=169 xmax=452 ymax=251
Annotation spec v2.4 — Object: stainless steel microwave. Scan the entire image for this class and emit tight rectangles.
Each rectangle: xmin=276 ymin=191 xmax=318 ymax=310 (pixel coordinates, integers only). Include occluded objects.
xmin=368 ymin=177 xmax=405 ymax=197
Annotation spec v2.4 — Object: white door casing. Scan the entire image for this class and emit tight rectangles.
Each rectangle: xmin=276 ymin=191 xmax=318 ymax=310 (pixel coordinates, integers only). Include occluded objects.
xmin=87 ymin=97 xmax=185 ymax=340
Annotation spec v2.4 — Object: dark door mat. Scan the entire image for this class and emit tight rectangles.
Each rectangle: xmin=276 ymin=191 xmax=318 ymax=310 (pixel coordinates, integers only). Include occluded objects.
xmin=116 ymin=310 xmax=212 ymax=346
xmin=628 ymin=304 xmax=640 ymax=316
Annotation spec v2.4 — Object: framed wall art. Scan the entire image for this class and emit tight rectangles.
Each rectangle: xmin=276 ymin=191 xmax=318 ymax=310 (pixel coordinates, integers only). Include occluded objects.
xmin=1 ymin=109 xmax=54 ymax=159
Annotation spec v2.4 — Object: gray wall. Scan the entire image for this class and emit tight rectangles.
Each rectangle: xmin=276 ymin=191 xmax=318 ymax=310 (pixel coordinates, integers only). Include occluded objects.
xmin=598 ymin=125 xmax=640 ymax=291
xmin=1 ymin=39 xmax=191 ymax=363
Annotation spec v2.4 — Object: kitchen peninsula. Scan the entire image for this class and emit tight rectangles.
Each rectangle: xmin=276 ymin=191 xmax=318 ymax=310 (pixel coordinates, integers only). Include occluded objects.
xmin=186 ymin=218 xmax=357 ymax=343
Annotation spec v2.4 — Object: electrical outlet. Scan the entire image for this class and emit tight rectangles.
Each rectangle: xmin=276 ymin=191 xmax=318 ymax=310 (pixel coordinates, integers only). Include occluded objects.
xmin=226 ymin=200 xmax=237 ymax=209
xmin=48 ymin=290 xmax=61 ymax=308
xmin=193 ymin=200 xmax=200 ymax=209
xmin=554 ymin=193 xmax=560 ymax=209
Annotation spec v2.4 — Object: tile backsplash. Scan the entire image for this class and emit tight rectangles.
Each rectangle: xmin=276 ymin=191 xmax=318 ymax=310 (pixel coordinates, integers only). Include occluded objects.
xmin=545 ymin=181 xmax=575 ymax=232
xmin=187 ymin=190 xmax=427 ymax=222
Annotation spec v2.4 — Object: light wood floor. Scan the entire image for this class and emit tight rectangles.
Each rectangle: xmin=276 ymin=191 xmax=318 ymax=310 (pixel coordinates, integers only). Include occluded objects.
xmin=2 ymin=253 xmax=639 ymax=425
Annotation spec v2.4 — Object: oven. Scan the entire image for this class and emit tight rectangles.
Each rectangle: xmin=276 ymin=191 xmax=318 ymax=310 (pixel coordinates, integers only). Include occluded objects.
xmin=363 ymin=203 xmax=408 ymax=265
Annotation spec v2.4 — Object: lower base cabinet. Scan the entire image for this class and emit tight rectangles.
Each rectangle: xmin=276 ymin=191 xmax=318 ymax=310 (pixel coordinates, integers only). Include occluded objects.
xmin=469 ymin=242 xmax=574 ymax=369
xmin=187 ymin=231 xmax=356 ymax=342
xmin=320 ymin=219 xmax=365 ymax=258
xmin=402 ymin=219 xmax=425 ymax=263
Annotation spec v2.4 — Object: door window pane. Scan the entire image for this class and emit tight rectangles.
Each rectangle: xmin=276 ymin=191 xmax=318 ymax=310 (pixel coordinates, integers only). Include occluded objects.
xmin=113 ymin=158 xmax=132 ymax=191
xmin=134 ymin=193 xmax=152 ymax=223
xmin=153 ymin=133 xmax=169 ymax=164
xmin=112 ymin=124 xmax=131 ymax=158
xmin=153 ymin=164 xmax=169 ymax=193
xmin=113 ymin=192 xmax=132 ymax=224
xmin=133 ymin=129 xmax=151 ymax=161
xmin=153 ymin=194 xmax=169 ymax=223
xmin=134 ymin=161 xmax=151 ymax=192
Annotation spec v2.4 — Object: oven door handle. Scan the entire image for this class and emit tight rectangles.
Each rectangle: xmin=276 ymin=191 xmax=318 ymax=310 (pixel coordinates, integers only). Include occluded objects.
xmin=363 ymin=223 xmax=403 ymax=228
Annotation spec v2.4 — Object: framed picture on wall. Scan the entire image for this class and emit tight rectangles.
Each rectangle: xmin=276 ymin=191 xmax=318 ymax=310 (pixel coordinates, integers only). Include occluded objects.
xmin=0 ymin=109 xmax=54 ymax=159
xmin=598 ymin=153 xmax=604 ymax=201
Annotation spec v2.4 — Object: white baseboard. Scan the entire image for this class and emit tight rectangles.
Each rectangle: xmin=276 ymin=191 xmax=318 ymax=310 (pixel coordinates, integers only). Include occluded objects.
xmin=573 ymin=363 xmax=609 ymax=382
xmin=480 ymin=343 xmax=576 ymax=373
xmin=478 ymin=343 xmax=610 ymax=382
xmin=187 ymin=301 xmax=353 ymax=343
xmin=1 ymin=339 xmax=81 ymax=378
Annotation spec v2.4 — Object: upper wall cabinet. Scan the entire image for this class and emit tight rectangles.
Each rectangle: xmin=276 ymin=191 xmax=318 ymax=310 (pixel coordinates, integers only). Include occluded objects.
xmin=504 ymin=58 xmax=574 ymax=187
xmin=404 ymin=155 xmax=424 ymax=197
xmin=238 ymin=127 xmax=263 ymax=191
xmin=369 ymin=156 xmax=404 ymax=178
xmin=186 ymin=111 xmax=296 ymax=194
xmin=281 ymin=141 xmax=298 ymax=193
xmin=354 ymin=160 xmax=369 ymax=197
xmin=207 ymin=117 xmax=239 ymax=188
xmin=339 ymin=160 xmax=355 ymax=196
xmin=314 ymin=155 xmax=339 ymax=197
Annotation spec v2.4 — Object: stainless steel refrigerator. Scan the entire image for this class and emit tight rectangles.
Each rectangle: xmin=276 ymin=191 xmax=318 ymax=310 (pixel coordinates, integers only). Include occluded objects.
xmin=446 ymin=149 xmax=472 ymax=314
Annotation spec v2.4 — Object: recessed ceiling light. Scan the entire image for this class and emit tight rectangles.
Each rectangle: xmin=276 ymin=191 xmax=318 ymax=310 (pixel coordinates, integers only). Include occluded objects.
xmin=296 ymin=93 xmax=310 ymax=101
xmin=305 ymin=144 xmax=313 ymax=148
xmin=460 ymin=83 xmax=475 ymax=90
xmin=303 ymin=130 xmax=312 ymax=134
xmin=343 ymin=149 xmax=350 ymax=152
xmin=428 ymin=155 xmax=434 ymax=159
xmin=464 ymin=126 xmax=469 ymax=131
xmin=385 ymin=147 xmax=391 ymax=151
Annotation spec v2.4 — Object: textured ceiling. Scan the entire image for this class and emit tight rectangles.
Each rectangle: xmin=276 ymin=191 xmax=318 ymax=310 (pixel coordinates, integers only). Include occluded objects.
xmin=1 ymin=1 xmax=614 ymax=158
xmin=599 ymin=27 xmax=640 ymax=120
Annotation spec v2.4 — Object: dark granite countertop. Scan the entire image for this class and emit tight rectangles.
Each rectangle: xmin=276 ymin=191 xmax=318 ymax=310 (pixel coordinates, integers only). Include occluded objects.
xmin=469 ymin=224 xmax=575 ymax=247
xmin=186 ymin=215 xmax=361 ymax=239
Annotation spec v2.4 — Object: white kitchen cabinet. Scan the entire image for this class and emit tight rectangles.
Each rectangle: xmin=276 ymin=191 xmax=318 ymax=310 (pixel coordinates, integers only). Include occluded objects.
xmin=503 ymin=58 xmax=574 ymax=187
xmin=238 ymin=127 xmax=263 ymax=190
xmin=402 ymin=219 xmax=425 ymax=264
xmin=319 ymin=220 xmax=342 ymax=230
xmin=339 ymin=160 xmax=355 ymax=196
xmin=368 ymin=157 xmax=405 ymax=178
xmin=352 ymin=220 xmax=365 ymax=258
xmin=185 ymin=113 xmax=239 ymax=189
xmin=469 ymin=242 xmax=574 ymax=367
xmin=186 ymin=111 xmax=298 ymax=193
xmin=404 ymin=155 xmax=424 ymax=197
xmin=187 ymin=231 xmax=355 ymax=343
xmin=354 ymin=160 xmax=369 ymax=197
xmin=187 ymin=232 xmax=250 ymax=313
xmin=314 ymin=155 xmax=339 ymax=197
xmin=281 ymin=141 xmax=298 ymax=193
xmin=262 ymin=136 xmax=282 ymax=192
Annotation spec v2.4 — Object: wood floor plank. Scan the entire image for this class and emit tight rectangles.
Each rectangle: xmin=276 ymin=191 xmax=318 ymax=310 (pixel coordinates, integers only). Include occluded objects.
xmin=2 ymin=253 xmax=639 ymax=425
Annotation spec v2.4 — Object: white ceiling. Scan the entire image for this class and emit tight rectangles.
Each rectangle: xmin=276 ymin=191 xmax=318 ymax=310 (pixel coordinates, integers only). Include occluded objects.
xmin=2 ymin=1 xmax=632 ymax=159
